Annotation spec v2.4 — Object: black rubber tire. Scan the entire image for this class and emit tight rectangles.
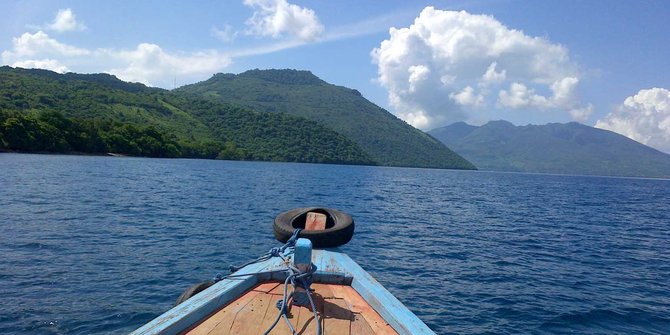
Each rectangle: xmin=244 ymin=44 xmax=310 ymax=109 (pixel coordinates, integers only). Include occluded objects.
xmin=175 ymin=280 xmax=214 ymax=306
xmin=273 ymin=207 xmax=354 ymax=248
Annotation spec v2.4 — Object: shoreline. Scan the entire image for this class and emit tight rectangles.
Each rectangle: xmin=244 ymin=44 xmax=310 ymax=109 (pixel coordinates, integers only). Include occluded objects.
xmin=3 ymin=151 xmax=670 ymax=180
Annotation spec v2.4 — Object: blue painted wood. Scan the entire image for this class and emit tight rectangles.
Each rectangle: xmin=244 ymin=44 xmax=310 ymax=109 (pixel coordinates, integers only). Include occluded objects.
xmin=130 ymin=257 xmax=282 ymax=335
xmin=323 ymin=251 xmax=436 ymax=335
xmin=312 ymin=248 xmax=353 ymax=285
xmin=256 ymin=252 xmax=290 ymax=282
xmin=294 ymin=238 xmax=312 ymax=268
xmin=313 ymin=248 xmax=327 ymax=275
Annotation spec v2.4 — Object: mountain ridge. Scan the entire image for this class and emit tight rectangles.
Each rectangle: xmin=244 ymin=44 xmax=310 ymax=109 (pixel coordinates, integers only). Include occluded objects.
xmin=429 ymin=120 xmax=670 ymax=178
xmin=177 ymin=69 xmax=476 ymax=169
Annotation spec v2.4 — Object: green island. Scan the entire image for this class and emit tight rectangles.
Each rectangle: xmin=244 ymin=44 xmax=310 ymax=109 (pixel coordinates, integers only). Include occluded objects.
xmin=0 ymin=66 xmax=474 ymax=169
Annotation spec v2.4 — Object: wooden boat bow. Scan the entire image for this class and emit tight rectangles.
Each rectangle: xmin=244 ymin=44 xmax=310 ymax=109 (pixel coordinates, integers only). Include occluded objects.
xmin=130 ymin=209 xmax=436 ymax=335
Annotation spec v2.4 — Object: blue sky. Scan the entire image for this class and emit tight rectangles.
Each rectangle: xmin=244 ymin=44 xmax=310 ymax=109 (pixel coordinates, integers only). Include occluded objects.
xmin=2 ymin=1 xmax=670 ymax=153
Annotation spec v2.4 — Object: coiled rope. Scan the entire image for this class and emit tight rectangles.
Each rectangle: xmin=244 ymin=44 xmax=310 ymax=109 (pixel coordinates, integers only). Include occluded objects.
xmin=213 ymin=229 xmax=321 ymax=335
xmin=262 ymin=261 xmax=320 ymax=335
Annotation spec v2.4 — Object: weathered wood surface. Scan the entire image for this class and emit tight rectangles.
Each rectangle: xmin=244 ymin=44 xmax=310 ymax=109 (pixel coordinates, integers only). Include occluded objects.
xmin=304 ymin=212 xmax=327 ymax=231
xmin=183 ymin=283 xmax=398 ymax=335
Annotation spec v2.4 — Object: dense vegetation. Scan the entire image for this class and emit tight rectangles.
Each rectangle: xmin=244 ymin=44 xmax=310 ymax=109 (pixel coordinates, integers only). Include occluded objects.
xmin=0 ymin=66 xmax=373 ymax=164
xmin=175 ymin=97 xmax=372 ymax=163
xmin=0 ymin=110 xmax=186 ymax=157
xmin=429 ymin=120 xmax=670 ymax=178
xmin=177 ymin=69 xmax=476 ymax=169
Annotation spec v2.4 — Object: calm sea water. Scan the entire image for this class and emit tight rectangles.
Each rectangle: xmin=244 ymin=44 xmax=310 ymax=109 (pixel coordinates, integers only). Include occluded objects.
xmin=1 ymin=153 xmax=669 ymax=334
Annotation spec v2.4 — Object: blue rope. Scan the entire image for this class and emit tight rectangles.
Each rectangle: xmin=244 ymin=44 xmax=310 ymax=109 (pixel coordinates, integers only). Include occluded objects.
xmin=263 ymin=262 xmax=320 ymax=335
xmin=208 ymin=229 xmax=321 ymax=335
xmin=215 ymin=229 xmax=303 ymax=280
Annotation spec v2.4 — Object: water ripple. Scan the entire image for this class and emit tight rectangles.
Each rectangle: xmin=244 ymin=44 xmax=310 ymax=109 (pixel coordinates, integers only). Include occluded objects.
xmin=1 ymin=154 xmax=669 ymax=334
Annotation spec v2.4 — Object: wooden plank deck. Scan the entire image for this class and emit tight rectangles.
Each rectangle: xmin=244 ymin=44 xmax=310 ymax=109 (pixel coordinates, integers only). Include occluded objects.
xmin=183 ymin=282 xmax=399 ymax=335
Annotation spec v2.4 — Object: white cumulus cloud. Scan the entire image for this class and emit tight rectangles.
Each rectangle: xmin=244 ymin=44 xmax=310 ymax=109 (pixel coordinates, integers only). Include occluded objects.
xmin=47 ymin=8 xmax=86 ymax=32
xmin=371 ymin=7 xmax=591 ymax=129
xmin=451 ymin=86 xmax=484 ymax=107
xmin=11 ymin=59 xmax=69 ymax=73
xmin=408 ymin=65 xmax=430 ymax=93
xmin=1 ymin=31 xmax=231 ymax=88
xmin=498 ymin=82 xmax=549 ymax=109
xmin=595 ymin=88 xmax=670 ymax=154
xmin=243 ymin=0 xmax=324 ymax=41
xmin=1 ymin=31 xmax=89 ymax=62
xmin=481 ymin=62 xmax=506 ymax=85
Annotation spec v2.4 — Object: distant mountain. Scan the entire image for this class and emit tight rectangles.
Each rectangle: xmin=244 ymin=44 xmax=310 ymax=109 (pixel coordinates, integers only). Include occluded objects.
xmin=0 ymin=66 xmax=373 ymax=164
xmin=429 ymin=120 xmax=670 ymax=178
xmin=176 ymin=69 xmax=475 ymax=169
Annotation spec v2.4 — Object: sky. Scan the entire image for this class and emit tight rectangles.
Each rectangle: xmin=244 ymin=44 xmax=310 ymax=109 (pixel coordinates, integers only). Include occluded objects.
xmin=2 ymin=0 xmax=670 ymax=153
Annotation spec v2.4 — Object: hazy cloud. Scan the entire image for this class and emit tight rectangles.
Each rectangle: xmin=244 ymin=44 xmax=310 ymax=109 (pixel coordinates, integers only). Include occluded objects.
xmin=595 ymin=88 xmax=670 ymax=153
xmin=372 ymin=7 xmax=591 ymax=129
xmin=243 ymin=0 xmax=323 ymax=41
xmin=212 ymin=25 xmax=238 ymax=43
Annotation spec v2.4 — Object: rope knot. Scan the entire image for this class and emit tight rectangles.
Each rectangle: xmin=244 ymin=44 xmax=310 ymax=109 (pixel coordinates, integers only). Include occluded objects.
xmin=269 ymin=247 xmax=281 ymax=257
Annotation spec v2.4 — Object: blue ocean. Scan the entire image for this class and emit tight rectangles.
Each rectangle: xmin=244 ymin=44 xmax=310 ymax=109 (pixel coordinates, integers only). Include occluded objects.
xmin=1 ymin=153 xmax=669 ymax=334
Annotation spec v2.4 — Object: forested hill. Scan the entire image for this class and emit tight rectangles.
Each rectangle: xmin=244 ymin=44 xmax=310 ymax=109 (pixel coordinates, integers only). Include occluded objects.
xmin=0 ymin=66 xmax=373 ymax=164
xmin=176 ymin=69 xmax=475 ymax=169
xmin=429 ymin=120 xmax=670 ymax=178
